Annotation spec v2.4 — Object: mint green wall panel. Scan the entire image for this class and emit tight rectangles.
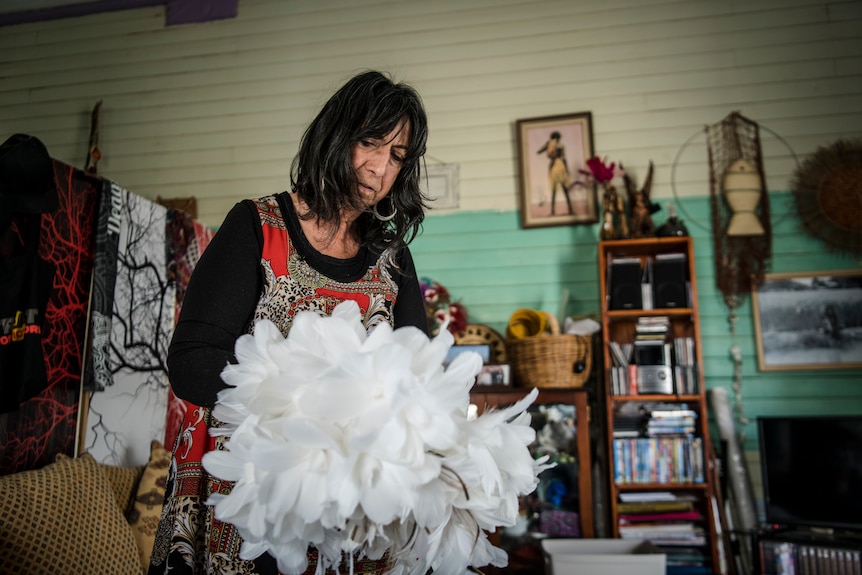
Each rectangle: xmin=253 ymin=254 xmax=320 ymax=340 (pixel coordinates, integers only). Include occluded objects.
xmin=411 ymin=210 xmax=604 ymax=334
xmin=411 ymin=192 xmax=862 ymax=451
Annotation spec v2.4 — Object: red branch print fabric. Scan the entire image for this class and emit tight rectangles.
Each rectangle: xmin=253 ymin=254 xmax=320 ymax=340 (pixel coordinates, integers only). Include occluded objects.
xmin=0 ymin=161 xmax=99 ymax=475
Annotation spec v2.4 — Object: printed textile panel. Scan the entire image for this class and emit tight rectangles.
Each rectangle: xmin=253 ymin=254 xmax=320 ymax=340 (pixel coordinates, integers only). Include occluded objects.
xmin=85 ymin=188 xmax=174 ymax=467
xmin=0 ymin=161 xmax=99 ymax=475
xmin=163 ymin=212 xmax=215 ymax=448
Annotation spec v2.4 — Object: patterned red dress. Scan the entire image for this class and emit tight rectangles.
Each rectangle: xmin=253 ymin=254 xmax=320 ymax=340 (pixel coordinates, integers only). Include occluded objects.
xmin=149 ymin=194 xmax=426 ymax=575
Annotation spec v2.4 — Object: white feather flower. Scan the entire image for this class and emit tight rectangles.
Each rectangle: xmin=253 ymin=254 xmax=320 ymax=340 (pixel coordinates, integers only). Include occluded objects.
xmin=202 ymin=300 xmax=552 ymax=575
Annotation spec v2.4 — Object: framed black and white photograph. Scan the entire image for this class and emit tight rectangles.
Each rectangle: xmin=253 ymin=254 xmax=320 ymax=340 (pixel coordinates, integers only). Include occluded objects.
xmin=515 ymin=112 xmax=598 ymax=229
xmin=751 ymin=269 xmax=862 ymax=371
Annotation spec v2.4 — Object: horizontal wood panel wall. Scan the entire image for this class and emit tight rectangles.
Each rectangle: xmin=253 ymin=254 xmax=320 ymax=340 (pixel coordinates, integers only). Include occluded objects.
xmin=2 ymin=0 xmax=861 ymax=226
xmin=2 ymin=0 xmax=861 ymax=458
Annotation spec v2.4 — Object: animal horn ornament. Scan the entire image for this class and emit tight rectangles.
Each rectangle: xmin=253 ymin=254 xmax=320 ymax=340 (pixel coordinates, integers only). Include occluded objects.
xmin=372 ymin=197 xmax=397 ymax=221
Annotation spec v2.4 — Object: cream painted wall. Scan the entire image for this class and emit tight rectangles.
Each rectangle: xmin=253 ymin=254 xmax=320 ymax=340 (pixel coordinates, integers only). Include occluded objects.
xmin=2 ymin=0 xmax=861 ymax=227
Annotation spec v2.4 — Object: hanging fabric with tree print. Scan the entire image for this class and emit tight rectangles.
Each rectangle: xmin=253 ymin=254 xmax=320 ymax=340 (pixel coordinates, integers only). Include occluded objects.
xmin=0 ymin=216 xmax=55 ymax=413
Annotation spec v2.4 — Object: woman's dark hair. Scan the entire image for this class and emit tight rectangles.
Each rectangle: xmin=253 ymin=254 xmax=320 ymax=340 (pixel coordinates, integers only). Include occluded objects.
xmin=290 ymin=70 xmax=429 ymax=261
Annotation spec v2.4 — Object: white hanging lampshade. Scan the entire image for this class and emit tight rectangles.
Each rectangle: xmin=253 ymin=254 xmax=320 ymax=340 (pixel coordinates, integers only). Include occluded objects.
xmin=722 ymin=158 xmax=765 ymax=236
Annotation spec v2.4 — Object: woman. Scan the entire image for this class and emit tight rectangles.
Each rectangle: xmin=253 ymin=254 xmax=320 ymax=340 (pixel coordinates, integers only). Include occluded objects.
xmin=536 ymin=131 xmax=573 ymax=215
xmin=149 ymin=70 xmax=430 ymax=575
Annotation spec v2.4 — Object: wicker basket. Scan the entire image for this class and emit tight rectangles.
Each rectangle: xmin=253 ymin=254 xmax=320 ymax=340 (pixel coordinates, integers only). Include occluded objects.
xmin=506 ymin=332 xmax=592 ymax=388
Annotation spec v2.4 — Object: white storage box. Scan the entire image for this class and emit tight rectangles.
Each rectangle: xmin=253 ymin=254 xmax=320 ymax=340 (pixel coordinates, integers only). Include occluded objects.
xmin=542 ymin=538 xmax=666 ymax=575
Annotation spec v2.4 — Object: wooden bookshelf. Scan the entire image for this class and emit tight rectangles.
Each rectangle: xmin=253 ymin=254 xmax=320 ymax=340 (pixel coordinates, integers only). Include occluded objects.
xmin=598 ymin=237 xmax=723 ymax=575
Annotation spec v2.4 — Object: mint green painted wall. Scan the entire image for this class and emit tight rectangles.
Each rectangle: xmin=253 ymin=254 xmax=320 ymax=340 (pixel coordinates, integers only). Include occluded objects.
xmin=410 ymin=192 xmax=862 ymax=451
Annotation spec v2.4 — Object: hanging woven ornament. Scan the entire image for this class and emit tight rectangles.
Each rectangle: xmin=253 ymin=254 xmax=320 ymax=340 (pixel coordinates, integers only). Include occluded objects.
xmin=705 ymin=111 xmax=773 ymax=331
xmin=705 ymin=111 xmax=775 ymax=450
xmin=789 ymin=138 xmax=862 ymax=258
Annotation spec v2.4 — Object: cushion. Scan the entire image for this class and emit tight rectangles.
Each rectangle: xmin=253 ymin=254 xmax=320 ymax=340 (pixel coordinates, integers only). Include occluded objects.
xmin=128 ymin=440 xmax=171 ymax=569
xmin=0 ymin=452 xmax=141 ymax=575
xmin=98 ymin=459 xmax=145 ymax=514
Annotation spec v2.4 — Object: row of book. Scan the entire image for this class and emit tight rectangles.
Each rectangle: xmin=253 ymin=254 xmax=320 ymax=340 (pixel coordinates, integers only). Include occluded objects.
xmin=618 ymin=492 xmax=711 ymax=574
xmin=613 ymin=403 xmax=698 ymax=439
xmin=672 ymin=336 xmax=698 ymax=394
xmin=646 ymin=407 xmax=697 ymax=436
xmin=607 ymin=316 xmax=700 ymax=395
xmin=619 ymin=520 xmax=706 ymax=545
xmin=609 ymin=346 xmax=700 ymax=395
xmin=665 ymin=549 xmax=714 ymax=575
xmin=759 ymin=539 xmax=862 ymax=575
xmin=612 ymin=436 xmax=705 ymax=484
xmin=607 ymin=364 xmax=700 ymax=396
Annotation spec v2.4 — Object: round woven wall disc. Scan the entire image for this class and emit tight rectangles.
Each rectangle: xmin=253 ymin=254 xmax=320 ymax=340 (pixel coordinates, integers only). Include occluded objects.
xmin=790 ymin=138 xmax=862 ymax=257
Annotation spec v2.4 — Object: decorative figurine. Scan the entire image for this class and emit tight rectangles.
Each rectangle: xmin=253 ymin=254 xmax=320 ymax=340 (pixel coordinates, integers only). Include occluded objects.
xmin=622 ymin=161 xmax=659 ymax=238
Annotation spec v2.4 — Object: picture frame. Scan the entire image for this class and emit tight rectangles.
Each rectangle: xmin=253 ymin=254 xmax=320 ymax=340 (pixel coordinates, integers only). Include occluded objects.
xmin=443 ymin=344 xmax=491 ymax=367
xmin=751 ymin=269 xmax=862 ymax=371
xmin=421 ymin=163 xmax=459 ymax=210
xmin=516 ymin=112 xmax=598 ymax=229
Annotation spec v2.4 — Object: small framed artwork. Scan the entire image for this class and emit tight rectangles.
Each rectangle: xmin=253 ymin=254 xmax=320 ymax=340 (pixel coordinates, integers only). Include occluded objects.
xmin=751 ymin=269 xmax=862 ymax=371
xmin=443 ymin=344 xmax=491 ymax=367
xmin=516 ymin=112 xmax=598 ymax=229
xmin=421 ymin=163 xmax=459 ymax=210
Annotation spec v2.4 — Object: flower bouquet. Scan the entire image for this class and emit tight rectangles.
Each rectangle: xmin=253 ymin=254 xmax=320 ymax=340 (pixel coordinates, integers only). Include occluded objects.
xmin=202 ymin=300 xmax=551 ymax=575
xmin=582 ymin=156 xmax=628 ymax=239
xmin=420 ymin=277 xmax=468 ymax=336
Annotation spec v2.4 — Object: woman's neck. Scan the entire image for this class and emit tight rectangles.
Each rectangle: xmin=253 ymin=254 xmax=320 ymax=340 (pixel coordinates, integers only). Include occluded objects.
xmin=290 ymin=192 xmax=360 ymax=259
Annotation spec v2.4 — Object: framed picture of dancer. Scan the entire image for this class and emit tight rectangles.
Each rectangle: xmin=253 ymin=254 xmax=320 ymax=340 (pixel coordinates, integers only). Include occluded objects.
xmin=516 ymin=112 xmax=598 ymax=229
xmin=751 ymin=269 xmax=862 ymax=371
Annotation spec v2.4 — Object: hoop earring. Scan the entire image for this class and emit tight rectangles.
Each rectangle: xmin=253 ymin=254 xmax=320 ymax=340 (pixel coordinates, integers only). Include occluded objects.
xmin=372 ymin=197 xmax=397 ymax=222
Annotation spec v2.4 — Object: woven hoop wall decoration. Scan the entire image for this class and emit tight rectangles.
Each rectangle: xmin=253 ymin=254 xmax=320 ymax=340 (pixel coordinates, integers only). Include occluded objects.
xmin=790 ymin=138 xmax=862 ymax=257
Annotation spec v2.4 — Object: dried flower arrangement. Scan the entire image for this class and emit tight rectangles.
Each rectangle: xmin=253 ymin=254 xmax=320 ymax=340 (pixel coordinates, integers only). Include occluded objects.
xmin=420 ymin=277 xmax=468 ymax=336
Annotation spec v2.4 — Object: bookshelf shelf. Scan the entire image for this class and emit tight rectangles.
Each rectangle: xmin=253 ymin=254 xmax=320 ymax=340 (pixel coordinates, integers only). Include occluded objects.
xmin=612 ymin=394 xmax=702 ymax=403
xmin=598 ymin=237 xmax=723 ymax=575
xmin=616 ymin=483 xmax=710 ymax=491
xmin=608 ymin=308 xmax=695 ymax=318
xmin=469 ymin=386 xmax=594 ymax=575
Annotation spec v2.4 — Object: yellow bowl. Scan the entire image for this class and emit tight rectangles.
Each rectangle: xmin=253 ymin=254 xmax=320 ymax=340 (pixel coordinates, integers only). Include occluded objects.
xmin=506 ymin=308 xmax=548 ymax=340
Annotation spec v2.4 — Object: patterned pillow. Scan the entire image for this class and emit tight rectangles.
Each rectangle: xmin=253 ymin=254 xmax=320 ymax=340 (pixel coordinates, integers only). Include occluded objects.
xmin=98 ymin=458 xmax=145 ymax=514
xmin=128 ymin=440 xmax=171 ymax=569
xmin=0 ymin=452 xmax=141 ymax=575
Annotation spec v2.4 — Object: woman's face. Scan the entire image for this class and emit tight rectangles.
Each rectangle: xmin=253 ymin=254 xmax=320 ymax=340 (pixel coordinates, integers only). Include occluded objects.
xmin=351 ymin=119 xmax=411 ymax=207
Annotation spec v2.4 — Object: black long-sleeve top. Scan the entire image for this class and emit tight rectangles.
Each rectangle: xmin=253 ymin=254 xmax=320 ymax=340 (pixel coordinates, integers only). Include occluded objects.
xmin=167 ymin=192 xmax=427 ymax=408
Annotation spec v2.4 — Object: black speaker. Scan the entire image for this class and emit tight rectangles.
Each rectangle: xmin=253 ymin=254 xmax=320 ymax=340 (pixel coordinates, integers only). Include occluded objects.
xmin=653 ymin=257 xmax=687 ymax=309
xmin=609 ymin=259 xmax=642 ymax=310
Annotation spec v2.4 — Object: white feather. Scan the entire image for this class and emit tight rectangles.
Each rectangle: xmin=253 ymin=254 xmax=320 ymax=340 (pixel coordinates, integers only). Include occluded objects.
xmin=202 ymin=301 xmax=551 ymax=574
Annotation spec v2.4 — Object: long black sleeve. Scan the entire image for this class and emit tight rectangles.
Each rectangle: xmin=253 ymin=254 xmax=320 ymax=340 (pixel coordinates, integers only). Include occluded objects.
xmin=167 ymin=198 xmax=428 ymax=408
xmin=167 ymin=201 xmax=263 ymax=408
xmin=392 ymin=246 xmax=428 ymax=335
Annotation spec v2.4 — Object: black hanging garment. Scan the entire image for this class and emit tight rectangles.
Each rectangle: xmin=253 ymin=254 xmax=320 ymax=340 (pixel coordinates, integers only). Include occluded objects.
xmin=0 ymin=134 xmax=59 ymax=413
xmin=0 ymin=217 xmax=55 ymax=412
